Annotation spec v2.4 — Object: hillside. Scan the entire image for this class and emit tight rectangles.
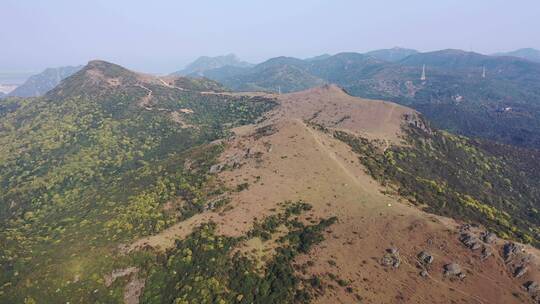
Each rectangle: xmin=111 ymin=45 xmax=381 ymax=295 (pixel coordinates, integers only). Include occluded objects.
xmin=2 ymin=69 xmax=540 ymax=303
xmin=201 ymin=50 xmax=540 ymax=149
xmin=8 ymin=65 xmax=82 ymax=97
xmin=206 ymin=57 xmax=325 ymax=93
xmin=0 ymin=60 xmax=276 ymax=303
xmin=134 ymin=85 xmax=540 ymax=303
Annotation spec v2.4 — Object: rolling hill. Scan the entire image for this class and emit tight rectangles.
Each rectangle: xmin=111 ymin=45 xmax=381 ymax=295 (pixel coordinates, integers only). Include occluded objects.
xmin=494 ymin=48 xmax=540 ymax=63
xmin=1 ymin=56 xmax=540 ymax=303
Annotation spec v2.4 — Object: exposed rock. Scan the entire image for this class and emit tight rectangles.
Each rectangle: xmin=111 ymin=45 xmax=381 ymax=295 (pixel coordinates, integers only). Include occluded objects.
xmin=503 ymin=242 xmax=521 ymax=262
xmin=381 ymin=255 xmax=394 ymax=266
xmin=387 ymin=247 xmax=398 ymax=255
xmin=459 ymin=224 xmax=472 ymax=232
xmin=444 ymin=263 xmax=462 ymax=276
xmin=470 ymin=242 xmax=482 ymax=251
xmin=417 ymin=251 xmax=434 ymax=265
xmin=524 ymin=281 xmax=540 ymax=294
xmin=460 ymin=232 xmax=482 ymax=251
xmin=183 ymin=159 xmax=193 ymax=171
xmin=209 ymin=164 xmax=223 ymax=174
xmin=420 ymin=270 xmax=429 ymax=277
xmin=480 ymin=246 xmax=493 ymax=260
xmin=514 ymin=265 xmax=528 ymax=278
xmin=381 ymin=249 xmax=401 ymax=269
xmin=481 ymin=231 xmax=497 ymax=244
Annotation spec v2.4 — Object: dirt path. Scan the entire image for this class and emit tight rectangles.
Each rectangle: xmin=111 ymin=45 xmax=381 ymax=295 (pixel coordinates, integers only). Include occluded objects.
xmin=158 ymin=78 xmax=186 ymax=91
xmin=304 ymin=120 xmax=367 ymax=190
xmin=134 ymin=84 xmax=153 ymax=108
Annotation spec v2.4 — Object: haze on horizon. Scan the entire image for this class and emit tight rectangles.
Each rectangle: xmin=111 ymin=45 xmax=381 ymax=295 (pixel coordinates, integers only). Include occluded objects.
xmin=2 ymin=0 xmax=539 ymax=74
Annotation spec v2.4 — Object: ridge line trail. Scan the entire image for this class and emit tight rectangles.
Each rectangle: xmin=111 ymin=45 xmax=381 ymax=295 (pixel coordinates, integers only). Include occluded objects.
xmin=381 ymin=102 xmax=397 ymax=152
xmin=157 ymin=78 xmax=186 ymax=91
xmin=301 ymin=119 xmax=381 ymax=201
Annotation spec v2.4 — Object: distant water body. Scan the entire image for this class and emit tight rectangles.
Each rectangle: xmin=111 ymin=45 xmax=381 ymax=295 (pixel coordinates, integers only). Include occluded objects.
xmin=0 ymin=72 xmax=34 ymax=85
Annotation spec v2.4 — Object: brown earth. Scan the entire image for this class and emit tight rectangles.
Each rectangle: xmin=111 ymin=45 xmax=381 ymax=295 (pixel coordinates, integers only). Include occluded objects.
xmin=129 ymin=85 xmax=539 ymax=303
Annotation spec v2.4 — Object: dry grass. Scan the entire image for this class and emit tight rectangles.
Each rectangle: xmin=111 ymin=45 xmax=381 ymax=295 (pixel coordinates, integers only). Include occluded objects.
xmin=128 ymin=85 xmax=538 ymax=303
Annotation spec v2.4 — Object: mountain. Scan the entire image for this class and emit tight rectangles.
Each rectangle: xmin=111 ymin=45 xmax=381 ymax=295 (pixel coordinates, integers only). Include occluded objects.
xmin=213 ymin=56 xmax=325 ymax=93
xmin=1 ymin=55 xmax=540 ymax=303
xmin=0 ymin=92 xmax=5 ymax=99
xmin=304 ymin=53 xmax=332 ymax=61
xmin=305 ymin=52 xmax=387 ymax=82
xmin=173 ymin=54 xmax=253 ymax=76
xmin=494 ymin=48 xmax=540 ymax=63
xmin=0 ymin=59 xmax=277 ymax=303
xmin=202 ymin=50 xmax=540 ymax=149
xmin=365 ymin=47 xmax=419 ymax=62
xmin=8 ymin=65 xmax=82 ymax=97
xmin=399 ymin=49 xmax=487 ymax=68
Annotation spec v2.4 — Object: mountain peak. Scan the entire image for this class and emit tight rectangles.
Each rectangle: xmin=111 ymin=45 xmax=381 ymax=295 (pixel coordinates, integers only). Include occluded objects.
xmin=82 ymin=59 xmax=137 ymax=77
xmin=45 ymin=60 xmax=141 ymax=99
xmin=173 ymin=54 xmax=253 ymax=76
xmin=366 ymin=47 xmax=419 ymax=62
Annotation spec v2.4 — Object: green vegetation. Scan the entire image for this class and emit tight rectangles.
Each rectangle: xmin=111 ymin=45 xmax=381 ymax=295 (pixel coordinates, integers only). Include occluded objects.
xmin=334 ymin=125 xmax=540 ymax=246
xmin=0 ymin=63 xmax=276 ymax=302
xmin=207 ymin=51 xmax=540 ymax=149
xmin=141 ymin=201 xmax=336 ymax=304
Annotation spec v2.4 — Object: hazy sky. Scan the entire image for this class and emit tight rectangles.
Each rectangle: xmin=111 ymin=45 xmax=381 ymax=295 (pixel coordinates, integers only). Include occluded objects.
xmin=2 ymin=0 xmax=540 ymax=73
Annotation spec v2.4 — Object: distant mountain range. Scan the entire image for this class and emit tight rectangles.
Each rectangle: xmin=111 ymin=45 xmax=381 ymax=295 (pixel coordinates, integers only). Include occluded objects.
xmin=8 ymin=65 xmax=82 ymax=97
xmin=198 ymin=49 xmax=540 ymax=149
xmin=493 ymin=48 xmax=540 ymax=63
xmin=172 ymin=54 xmax=253 ymax=77
xmin=366 ymin=47 xmax=419 ymax=62
xmin=6 ymin=48 xmax=540 ymax=149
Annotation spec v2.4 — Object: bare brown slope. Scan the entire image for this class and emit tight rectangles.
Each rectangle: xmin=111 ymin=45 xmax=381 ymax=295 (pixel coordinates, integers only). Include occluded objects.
xmin=272 ymin=84 xmax=424 ymax=143
xmin=130 ymin=85 xmax=537 ymax=303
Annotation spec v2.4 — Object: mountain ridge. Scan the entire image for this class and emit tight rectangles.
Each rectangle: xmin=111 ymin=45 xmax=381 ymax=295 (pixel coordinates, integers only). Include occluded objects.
xmin=8 ymin=65 xmax=83 ymax=97
xmin=173 ymin=54 xmax=253 ymax=77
